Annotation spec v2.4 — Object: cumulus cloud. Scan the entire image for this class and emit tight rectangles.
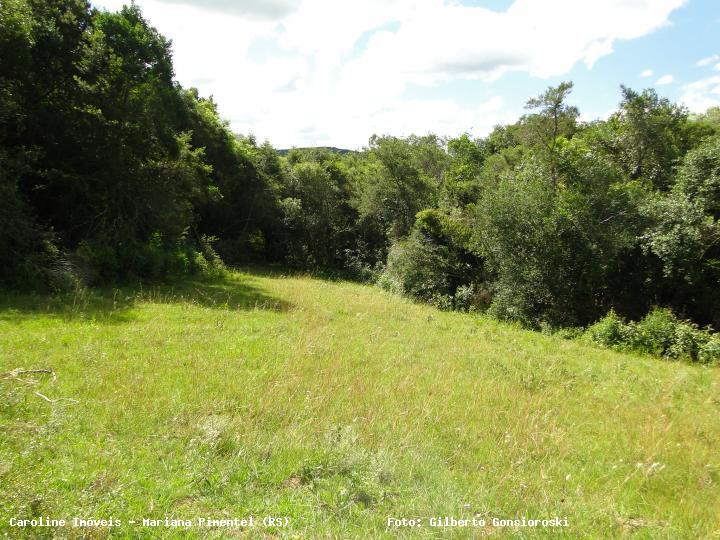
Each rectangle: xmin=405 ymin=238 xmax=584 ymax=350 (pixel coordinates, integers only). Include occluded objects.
xmin=640 ymin=69 xmax=654 ymax=77
xmin=680 ymin=76 xmax=720 ymax=113
xmin=696 ymin=54 xmax=720 ymax=67
xmin=149 ymin=0 xmax=301 ymax=20
xmin=92 ymin=0 xmax=687 ymax=147
xmin=656 ymin=74 xmax=674 ymax=85
xmin=340 ymin=0 xmax=686 ymax=87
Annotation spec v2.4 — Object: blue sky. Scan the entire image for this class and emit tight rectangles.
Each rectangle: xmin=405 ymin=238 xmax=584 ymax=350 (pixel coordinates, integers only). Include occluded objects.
xmin=94 ymin=0 xmax=720 ymax=148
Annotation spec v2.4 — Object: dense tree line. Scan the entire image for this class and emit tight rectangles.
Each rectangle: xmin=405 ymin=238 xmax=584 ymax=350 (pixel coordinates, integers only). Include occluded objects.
xmin=2 ymin=2 xmax=719 ymax=358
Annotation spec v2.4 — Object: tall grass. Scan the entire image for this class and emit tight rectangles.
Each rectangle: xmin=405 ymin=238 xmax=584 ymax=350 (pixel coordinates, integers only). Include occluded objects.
xmin=1 ymin=270 xmax=719 ymax=538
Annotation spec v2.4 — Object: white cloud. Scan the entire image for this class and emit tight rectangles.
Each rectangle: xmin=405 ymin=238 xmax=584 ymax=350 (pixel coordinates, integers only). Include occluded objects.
xmin=640 ymin=69 xmax=654 ymax=77
xmin=340 ymin=0 xmax=686 ymax=87
xmin=696 ymin=54 xmax=720 ymax=67
xmin=679 ymin=76 xmax=720 ymax=112
xmin=656 ymin=74 xmax=674 ymax=85
xmin=92 ymin=0 xmax=687 ymax=147
xmin=152 ymin=0 xmax=301 ymax=19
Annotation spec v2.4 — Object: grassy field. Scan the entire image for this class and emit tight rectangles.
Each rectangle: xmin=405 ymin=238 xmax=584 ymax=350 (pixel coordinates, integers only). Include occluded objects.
xmin=1 ymin=269 xmax=719 ymax=538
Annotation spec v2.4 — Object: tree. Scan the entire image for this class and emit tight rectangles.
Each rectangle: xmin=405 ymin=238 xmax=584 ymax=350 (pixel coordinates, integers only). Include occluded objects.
xmin=474 ymin=137 xmax=643 ymax=327
xmin=598 ymin=87 xmax=689 ymax=190
xmin=1 ymin=1 xmax=225 ymax=282
xmin=520 ymin=81 xmax=579 ymax=189
xmin=359 ymin=136 xmax=439 ymax=240
xmin=444 ymin=134 xmax=485 ymax=207
xmin=642 ymin=136 xmax=720 ymax=326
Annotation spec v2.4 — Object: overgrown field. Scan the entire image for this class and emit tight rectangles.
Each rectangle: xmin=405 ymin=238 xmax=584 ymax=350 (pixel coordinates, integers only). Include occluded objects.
xmin=1 ymin=270 xmax=719 ymax=538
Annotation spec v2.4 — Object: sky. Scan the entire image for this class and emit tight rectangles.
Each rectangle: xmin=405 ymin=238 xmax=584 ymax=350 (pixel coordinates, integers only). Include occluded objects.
xmin=93 ymin=0 xmax=720 ymax=149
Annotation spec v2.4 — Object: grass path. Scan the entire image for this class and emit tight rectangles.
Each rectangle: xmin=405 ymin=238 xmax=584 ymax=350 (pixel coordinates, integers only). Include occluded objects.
xmin=1 ymin=269 xmax=719 ymax=538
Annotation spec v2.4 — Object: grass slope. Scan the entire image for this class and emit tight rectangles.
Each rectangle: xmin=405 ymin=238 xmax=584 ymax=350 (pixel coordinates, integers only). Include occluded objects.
xmin=1 ymin=270 xmax=719 ymax=538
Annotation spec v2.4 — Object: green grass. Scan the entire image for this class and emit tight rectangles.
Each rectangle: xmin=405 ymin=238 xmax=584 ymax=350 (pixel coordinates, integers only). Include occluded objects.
xmin=1 ymin=269 xmax=719 ymax=538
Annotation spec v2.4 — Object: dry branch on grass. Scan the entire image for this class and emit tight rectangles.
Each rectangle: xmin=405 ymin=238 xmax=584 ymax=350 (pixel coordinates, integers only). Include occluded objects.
xmin=2 ymin=368 xmax=57 ymax=382
xmin=2 ymin=368 xmax=77 ymax=403
xmin=34 ymin=392 xmax=79 ymax=404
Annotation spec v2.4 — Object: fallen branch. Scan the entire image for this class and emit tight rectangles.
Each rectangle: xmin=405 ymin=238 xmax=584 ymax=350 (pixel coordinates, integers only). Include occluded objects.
xmin=34 ymin=392 xmax=79 ymax=404
xmin=2 ymin=368 xmax=57 ymax=382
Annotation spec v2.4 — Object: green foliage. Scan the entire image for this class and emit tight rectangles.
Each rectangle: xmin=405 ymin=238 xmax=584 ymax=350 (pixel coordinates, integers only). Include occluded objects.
xmin=0 ymin=0 xmax=242 ymax=284
xmin=443 ymin=134 xmax=486 ymax=206
xmin=690 ymin=106 xmax=720 ymax=134
xmin=277 ymin=153 xmax=358 ymax=269
xmin=641 ymin=135 xmax=720 ymax=326
xmin=519 ymin=81 xmax=579 ymax=187
xmin=73 ymin=232 xmax=223 ymax=284
xmin=630 ymin=308 xmax=684 ymax=357
xmin=583 ymin=310 xmax=632 ymax=348
xmin=380 ymin=210 xmax=482 ymax=311
xmin=178 ymin=92 xmax=282 ymax=264
xmin=585 ymin=308 xmax=718 ymax=363
xmin=473 ymin=139 xmax=642 ymax=328
xmin=1 ymin=0 xmax=719 ymax=362
xmin=359 ymin=135 xmax=440 ymax=240
xmin=592 ymin=87 xmax=690 ymax=190
xmin=379 ymin=230 xmax=455 ymax=308
xmin=675 ymin=135 xmax=720 ymax=218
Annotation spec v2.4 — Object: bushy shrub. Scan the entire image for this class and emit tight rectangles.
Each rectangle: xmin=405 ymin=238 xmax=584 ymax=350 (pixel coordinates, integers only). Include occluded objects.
xmin=584 ymin=310 xmax=632 ymax=348
xmin=379 ymin=224 xmax=484 ymax=311
xmin=74 ymin=233 xmax=225 ymax=284
xmin=629 ymin=308 xmax=680 ymax=356
xmin=379 ymin=208 xmax=483 ymax=310
xmin=666 ymin=319 xmax=708 ymax=360
xmin=378 ymin=230 xmax=452 ymax=301
xmin=195 ymin=234 xmax=226 ymax=278
xmin=699 ymin=335 xmax=720 ymax=363
xmin=584 ymin=307 xmax=718 ymax=363
xmin=454 ymin=284 xmax=482 ymax=312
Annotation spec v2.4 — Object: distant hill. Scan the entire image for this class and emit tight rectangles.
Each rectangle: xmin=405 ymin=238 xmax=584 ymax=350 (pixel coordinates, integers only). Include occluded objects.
xmin=277 ymin=146 xmax=355 ymax=156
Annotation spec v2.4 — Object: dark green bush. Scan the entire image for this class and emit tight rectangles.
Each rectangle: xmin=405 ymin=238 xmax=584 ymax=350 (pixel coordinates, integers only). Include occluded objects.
xmin=378 ymin=230 xmax=454 ymax=307
xmin=74 ymin=233 xmax=224 ymax=285
xmin=379 ymin=212 xmax=482 ymax=310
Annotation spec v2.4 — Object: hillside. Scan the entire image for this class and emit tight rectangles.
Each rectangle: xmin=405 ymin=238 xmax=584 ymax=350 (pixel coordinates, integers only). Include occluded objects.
xmin=1 ymin=269 xmax=719 ymax=538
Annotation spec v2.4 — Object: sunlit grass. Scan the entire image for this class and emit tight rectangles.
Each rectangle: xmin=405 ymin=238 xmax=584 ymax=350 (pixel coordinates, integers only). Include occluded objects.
xmin=1 ymin=269 xmax=719 ymax=538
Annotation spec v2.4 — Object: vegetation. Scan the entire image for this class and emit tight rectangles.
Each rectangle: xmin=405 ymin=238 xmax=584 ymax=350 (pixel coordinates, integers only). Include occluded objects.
xmin=3 ymin=2 xmax=720 ymax=359
xmin=2 ymin=2 xmax=720 ymax=536
xmin=1 ymin=270 xmax=719 ymax=538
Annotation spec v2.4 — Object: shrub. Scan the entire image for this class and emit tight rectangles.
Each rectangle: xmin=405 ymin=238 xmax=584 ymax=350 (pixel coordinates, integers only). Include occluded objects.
xmin=379 ymin=230 xmax=453 ymax=303
xmin=583 ymin=310 xmax=631 ymax=348
xmin=699 ymin=335 xmax=720 ymax=364
xmin=74 ymin=233 xmax=225 ymax=284
xmin=666 ymin=319 xmax=708 ymax=360
xmin=453 ymin=284 xmax=477 ymax=312
xmin=379 ymin=209 xmax=483 ymax=310
xmin=584 ymin=307 xmax=717 ymax=362
xmin=629 ymin=308 xmax=679 ymax=356
xmin=195 ymin=235 xmax=226 ymax=278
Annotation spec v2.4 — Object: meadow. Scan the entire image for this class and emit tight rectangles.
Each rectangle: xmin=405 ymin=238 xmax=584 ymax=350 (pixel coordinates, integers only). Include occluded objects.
xmin=1 ymin=269 xmax=719 ymax=538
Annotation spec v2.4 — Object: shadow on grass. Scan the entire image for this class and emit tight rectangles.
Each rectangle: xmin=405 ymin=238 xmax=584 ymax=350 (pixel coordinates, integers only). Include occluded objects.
xmin=0 ymin=272 xmax=293 ymax=325
xmin=232 ymin=263 xmax=373 ymax=285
